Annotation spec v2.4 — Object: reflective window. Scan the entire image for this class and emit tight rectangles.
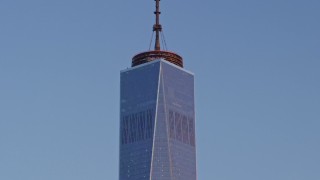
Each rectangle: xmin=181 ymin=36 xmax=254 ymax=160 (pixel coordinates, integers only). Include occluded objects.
xmin=121 ymin=109 xmax=154 ymax=144
xmin=167 ymin=110 xmax=195 ymax=147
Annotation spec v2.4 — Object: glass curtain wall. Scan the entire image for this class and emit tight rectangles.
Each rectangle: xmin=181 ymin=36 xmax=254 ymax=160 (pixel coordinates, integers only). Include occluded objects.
xmin=120 ymin=60 xmax=197 ymax=180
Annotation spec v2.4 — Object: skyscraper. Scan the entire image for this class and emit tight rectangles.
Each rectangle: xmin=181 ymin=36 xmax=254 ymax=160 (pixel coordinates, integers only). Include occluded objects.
xmin=119 ymin=1 xmax=197 ymax=180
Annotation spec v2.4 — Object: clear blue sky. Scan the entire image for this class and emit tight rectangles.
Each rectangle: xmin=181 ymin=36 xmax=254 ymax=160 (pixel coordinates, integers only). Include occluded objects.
xmin=0 ymin=0 xmax=319 ymax=179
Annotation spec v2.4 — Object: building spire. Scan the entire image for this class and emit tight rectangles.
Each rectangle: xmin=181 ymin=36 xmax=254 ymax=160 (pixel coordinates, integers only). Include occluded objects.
xmin=132 ymin=0 xmax=183 ymax=68
xmin=153 ymin=0 xmax=162 ymax=51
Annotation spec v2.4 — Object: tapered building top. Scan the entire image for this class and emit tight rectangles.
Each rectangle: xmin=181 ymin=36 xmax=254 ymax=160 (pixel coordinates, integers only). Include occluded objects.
xmin=132 ymin=0 xmax=183 ymax=68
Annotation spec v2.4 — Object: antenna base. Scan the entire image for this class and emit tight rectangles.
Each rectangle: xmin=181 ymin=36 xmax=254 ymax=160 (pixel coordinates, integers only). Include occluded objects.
xmin=132 ymin=50 xmax=183 ymax=67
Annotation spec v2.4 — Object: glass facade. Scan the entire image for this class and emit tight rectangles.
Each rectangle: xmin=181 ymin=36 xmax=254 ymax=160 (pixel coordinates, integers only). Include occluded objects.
xmin=119 ymin=60 xmax=197 ymax=180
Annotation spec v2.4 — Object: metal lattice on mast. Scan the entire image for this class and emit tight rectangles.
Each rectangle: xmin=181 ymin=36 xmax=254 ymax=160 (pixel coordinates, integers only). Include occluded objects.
xmin=153 ymin=0 xmax=162 ymax=50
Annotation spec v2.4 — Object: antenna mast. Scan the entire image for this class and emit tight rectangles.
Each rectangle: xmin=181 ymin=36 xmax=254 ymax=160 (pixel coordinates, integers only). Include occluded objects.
xmin=153 ymin=0 xmax=162 ymax=50
xmin=131 ymin=0 xmax=183 ymax=68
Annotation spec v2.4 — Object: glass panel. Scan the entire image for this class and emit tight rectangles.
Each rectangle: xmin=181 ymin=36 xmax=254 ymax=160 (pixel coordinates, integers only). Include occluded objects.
xmin=161 ymin=61 xmax=197 ymax=180
xmin=119 ymin=62 xmax=160 ymax=180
